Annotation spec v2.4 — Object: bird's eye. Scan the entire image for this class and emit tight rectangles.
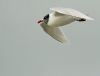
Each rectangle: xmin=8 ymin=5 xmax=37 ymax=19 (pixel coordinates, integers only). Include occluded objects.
xmin=43 ymin=14 xmax=49 ymax=20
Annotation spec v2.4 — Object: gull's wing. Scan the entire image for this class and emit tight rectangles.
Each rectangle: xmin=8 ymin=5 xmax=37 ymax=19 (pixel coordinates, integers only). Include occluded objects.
xmin=43 ymin=26 xmax=67 ymax=43
xmin=50 ymin=7 xmax=94 ymax=20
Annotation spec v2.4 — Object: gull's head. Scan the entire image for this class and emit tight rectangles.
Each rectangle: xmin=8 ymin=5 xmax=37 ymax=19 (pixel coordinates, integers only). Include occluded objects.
xmin=37 ymin=14 xmax=49 ymax=26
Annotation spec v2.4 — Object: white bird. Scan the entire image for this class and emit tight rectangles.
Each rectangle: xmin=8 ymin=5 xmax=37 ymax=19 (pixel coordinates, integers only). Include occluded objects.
xmin=37 ymin=7 xmax=93 ymax=43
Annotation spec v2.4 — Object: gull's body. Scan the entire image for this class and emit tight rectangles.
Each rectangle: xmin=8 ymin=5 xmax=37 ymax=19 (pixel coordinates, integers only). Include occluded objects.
xmin=37 ymin=7 xmax=93 ymax=43
xmin=48 ymin=12 xmax=75 ymax=27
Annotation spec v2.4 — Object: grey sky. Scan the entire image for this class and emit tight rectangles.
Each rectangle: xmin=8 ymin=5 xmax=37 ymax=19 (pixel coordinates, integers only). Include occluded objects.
xmin=0 ymin=0 xmax=99 ymax=76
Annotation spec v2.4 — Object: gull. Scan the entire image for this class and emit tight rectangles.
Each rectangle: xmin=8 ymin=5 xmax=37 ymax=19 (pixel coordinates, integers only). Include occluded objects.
xmin=37 ymin=7 xmax=93 ymax=43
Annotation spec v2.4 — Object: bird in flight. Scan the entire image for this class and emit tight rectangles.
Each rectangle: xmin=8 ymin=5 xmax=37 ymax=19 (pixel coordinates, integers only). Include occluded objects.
xmin=37 ymin=7 xmax=94 ymax=43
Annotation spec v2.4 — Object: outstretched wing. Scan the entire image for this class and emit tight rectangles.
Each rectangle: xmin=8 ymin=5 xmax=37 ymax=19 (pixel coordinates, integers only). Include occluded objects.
xmin=50 ymin=7 xmax=94 ymax=20
xmin=43 ymin=26 xmax=68 ymax=43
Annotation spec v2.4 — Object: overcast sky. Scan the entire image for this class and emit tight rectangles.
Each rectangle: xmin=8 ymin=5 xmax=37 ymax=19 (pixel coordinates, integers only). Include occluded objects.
xmin=0 ymin=0 xmax=100 ymax=76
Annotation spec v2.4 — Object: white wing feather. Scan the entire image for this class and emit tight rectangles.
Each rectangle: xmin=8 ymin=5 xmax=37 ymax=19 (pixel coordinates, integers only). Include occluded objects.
xmin=50 ymin=7 xmax=94 ymax=20
xmin=43 ymin=26 xmax=67 ymax=43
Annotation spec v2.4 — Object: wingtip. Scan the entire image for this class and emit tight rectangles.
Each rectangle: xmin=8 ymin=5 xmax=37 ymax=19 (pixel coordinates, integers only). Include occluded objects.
xmin=59 ymin=40 xmax=71 ymax=44
xmin=88 ymin=17 xmax=94 ymax=20
xmin=60 ymin=40 xmax=67 ymax=43
xmin=59 ymin=38 xmax=70 ymax=44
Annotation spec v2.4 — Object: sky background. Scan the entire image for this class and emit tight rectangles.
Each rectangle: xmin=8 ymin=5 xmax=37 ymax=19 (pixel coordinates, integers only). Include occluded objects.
xmin=0 ymin=0 xmax=100 ymax=76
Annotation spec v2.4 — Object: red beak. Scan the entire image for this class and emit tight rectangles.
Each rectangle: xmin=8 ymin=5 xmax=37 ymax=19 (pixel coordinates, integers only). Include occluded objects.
xmin=37 ymin=20 xmax=43 ymax=24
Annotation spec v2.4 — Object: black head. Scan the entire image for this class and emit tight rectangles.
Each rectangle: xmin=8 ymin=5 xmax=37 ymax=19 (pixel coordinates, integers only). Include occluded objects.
xmin=43 ymin=14 xmax=49 ymax=24
xmin=43 ymin=14 xmax=49 ymax=20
